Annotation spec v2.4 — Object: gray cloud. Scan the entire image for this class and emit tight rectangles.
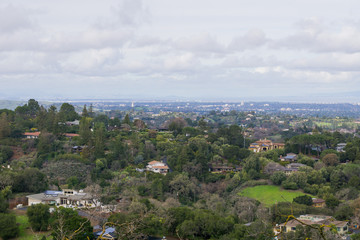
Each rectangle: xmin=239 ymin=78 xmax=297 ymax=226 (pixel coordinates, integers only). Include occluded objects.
xmin=173 ymin=33 xmax=226 ymax=53
xmin=1 ymin=1 xmax=360 ymax=102
xmin=228 ymin=29 xmax=268 ymax=51
xmin=94 ymin=0 xmax=150 ymax=29
xmin=0 ymin=4 xmax=37 ymax=33
xmin=273 ymin=18 xmax=360 ymax=53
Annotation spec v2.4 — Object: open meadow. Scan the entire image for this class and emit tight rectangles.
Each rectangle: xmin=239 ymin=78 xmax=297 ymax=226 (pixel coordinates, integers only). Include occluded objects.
xmin=239 ymin=185 xmax=313 ymax=206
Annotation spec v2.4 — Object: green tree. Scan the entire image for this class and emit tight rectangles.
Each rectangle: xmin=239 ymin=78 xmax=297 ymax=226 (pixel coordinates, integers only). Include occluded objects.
xmin=325 ymin=195 xmax=340 ymax=210
xmin=37 ymin=132 xmax=57 ymax=155
xmin=0 ymin=213 xmax=19 ymax=240
xmin=0 ymin=146 xmax=14 ymax=164
xmin=122 ymin=114 xmax=131 ymax=125
xmin=293 ymin=195 xmax=313 ymax=206
xmin=286 ymin=171 xmax=307 ymax=189
xmin=349 ymin=175 xmax=360 ymax=189
xmin=330 ymin=170 xmax=346 ymax=190
xmin=168 ymin=117 xmax=187 ymax=136
xmin=67 ymin=176 xmax=80 ymax=189
xmin=13 ymin=168 xmax=48 ymax=193
xmin=0 ymin=112 xmax=11 ymax=139
xmin=59 ymin=103 xmax=78 ymax=122
xmin=88 ymin=104 xmax=94 ymax=118
xmin=165 ymin=207 xmax=194 ymax=234
xmin=270 ymin=171 xmax=287 ymax=185
xmin=322 ymin=153 xmax=339 ymax=166
xmin=50 ymin=207 xmax=93 ymax=240
xmin=94 ymin=122 xmax=106 ymax=158
xmin=27 ymin=204 xmax=50 ymax=231
xmin=79 ymin=117 xmax=92 ymax=145
xmin=334 ymin=204 xmax=354 ymax=220
xmin=0 ymin=192 xmax=9 ymax=213
xmin=82 ymin=105 xmax=88 ymax=117
xmin=27 ymin=99 xmax=40 ymax=117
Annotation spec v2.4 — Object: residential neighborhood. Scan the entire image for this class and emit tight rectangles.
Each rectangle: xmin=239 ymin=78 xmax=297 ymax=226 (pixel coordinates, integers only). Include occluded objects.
xmin=1 ymin=98 xmax=360 ymax=239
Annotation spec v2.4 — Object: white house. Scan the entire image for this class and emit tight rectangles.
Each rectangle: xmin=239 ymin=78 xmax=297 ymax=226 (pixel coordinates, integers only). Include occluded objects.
xmin=27 ymin=189 xmax=99 ymax=208
xmin=146 ymin=161 xmax=169 ymax=174
xmin=23 ymin=132 xmax=41 ymax=139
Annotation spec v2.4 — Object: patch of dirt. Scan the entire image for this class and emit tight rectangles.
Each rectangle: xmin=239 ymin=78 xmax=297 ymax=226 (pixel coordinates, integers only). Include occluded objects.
xmin=10 ymin=146 xmax=26 ymax=160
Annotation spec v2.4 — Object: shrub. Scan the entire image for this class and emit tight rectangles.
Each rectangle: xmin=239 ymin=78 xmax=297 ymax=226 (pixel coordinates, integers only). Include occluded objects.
xmin=282 ymin=180 xmax=299 ymax=190
xmin=0 ymin=213 xmax=19 ymax=239
xmin=27 ymin=204 xmax=50 ymax=231
xmin=293 ymin=195 xmax=313 ymax=206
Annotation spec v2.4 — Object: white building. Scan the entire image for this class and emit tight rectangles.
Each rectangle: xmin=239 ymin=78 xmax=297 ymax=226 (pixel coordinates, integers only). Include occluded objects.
xmin=27 ymin=189 xmax=99 ymax=208
xmin=146 ymin=161 xmax=169 ymax=174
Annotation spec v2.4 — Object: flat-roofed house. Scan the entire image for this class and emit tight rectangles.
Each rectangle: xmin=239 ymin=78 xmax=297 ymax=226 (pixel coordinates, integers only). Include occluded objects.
xmin=27 ymin=189 xmax=99 ymax=208
xmin=279 ymin=153 xmax=298 ymax=162
xmin=336 ymin=143 xmax=347 ymax=152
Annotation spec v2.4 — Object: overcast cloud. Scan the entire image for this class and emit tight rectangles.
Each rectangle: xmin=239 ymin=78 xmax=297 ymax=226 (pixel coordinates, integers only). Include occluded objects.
xmin=0 ymin=0 xmax=360 ymax=102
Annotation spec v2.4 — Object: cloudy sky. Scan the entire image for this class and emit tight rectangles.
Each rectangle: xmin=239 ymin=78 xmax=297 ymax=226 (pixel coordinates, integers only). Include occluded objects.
xmin=1 ymin=0 xmax=360 ymax=102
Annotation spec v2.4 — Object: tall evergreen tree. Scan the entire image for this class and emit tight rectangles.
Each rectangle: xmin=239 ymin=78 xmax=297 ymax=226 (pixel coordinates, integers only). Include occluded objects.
xmin=82 ymin=105 xmax=88 ymax=117
xmin=94 ymin=122 xmax=106 ymax=158
xmin=0 ymin=113 xmax=10 ymax=139
xmin=123 ymin=114 xmax=131 ymax=125
xmin=79 ymin=117 xmax=92 ymax=145
xmin=89 ymin=104 xmax=94 ymax=118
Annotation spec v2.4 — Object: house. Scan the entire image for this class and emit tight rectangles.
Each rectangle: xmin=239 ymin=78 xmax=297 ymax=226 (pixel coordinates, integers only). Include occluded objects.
xmin=279 ymin=153 xmax=297 ymax=162
xmin=23 ymin=132 xmax=79 ymax=139
xmin=264 ymin=162 xmax=285 ymax=175
xmin=283 ymin=163 xmax=306 ymax=176
xmin=274 ymin=214 xmax=348 ymax=236
xmin=27 ymin=189 xmax=99 ymax=208
xmin=208 ymin=164 xmax=242 ymax=173
xmin=23 ymin=132 xmax=41 ymax=139
xmin=249 ymin=138 xmax=285 ymax=153
xmin=94 ymin=227 xmax=116 ymax=240
xmin=65 ymin=120 xmax=80 ymax=126
xmin=64 ymin=133 xmax=80 ymax=138
xmin=146 ymin=161 xmax=169 ymax=174
xmin=312 ymin=198 xmax=326 ymax=208
xmin=336 ymin=143 xmax=347 ymax=152
xmin=286 ymin=163 xmax=306 ymax=169
xmin=72 ymin=146 xmax=84 ymax=153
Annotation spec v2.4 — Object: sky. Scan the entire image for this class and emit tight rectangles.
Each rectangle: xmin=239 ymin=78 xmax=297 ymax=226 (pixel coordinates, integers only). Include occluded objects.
xmin=1 ymin=0 xmax=360 ymax=102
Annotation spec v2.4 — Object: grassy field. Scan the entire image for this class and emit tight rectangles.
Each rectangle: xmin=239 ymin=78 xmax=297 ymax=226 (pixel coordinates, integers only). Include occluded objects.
xmin=13 ymin=210 xmax=51 ymax=240
xmin=239 ymin=185 xmax=312 ymax=206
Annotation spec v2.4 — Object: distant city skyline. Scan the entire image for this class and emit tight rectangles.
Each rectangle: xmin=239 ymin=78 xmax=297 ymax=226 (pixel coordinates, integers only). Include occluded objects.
xmin=1 ymin=0 xmax=360 ymax=102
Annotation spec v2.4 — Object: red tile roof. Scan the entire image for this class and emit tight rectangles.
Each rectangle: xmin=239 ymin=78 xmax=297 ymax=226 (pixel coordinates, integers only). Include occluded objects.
xmin=64 ymin=133 xmax=80 ymax=137
xmin=154 ymin=166 xmax=169 ymax=169
xmin=148 ymin=161 xmax=161 ymax=165
xmin=24 ymin=132 xmax=41 ymax=136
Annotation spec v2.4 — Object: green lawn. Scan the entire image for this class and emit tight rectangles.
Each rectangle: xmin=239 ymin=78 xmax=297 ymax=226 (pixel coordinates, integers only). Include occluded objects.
xmin=14 ymin=212 xmax=51 ymax=240
xmin=239 ymin=185 xmax=313 ymax=206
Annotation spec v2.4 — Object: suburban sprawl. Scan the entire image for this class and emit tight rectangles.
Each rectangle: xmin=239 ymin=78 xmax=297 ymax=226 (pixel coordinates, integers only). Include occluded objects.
xmin=1 ymin=99 xmax=360 ymax=239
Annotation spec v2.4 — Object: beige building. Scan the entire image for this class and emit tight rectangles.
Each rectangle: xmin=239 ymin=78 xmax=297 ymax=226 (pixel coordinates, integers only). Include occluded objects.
xmin=312 ymin=198 xmax=326 ymax=208
xmin=249 ymin=138 xmax=285 ymax=153
xmin=274 ymin=214 xmax=348 ymax=237
xmin=27 ymin=189 xmax=99 ymax=208
xmin=146 ymin=161 xmax=170 ymax=174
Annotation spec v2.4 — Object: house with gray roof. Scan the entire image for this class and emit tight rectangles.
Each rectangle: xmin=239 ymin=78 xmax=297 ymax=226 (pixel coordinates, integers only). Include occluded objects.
xmin=27 ymin=189 xmax=99 ymax=208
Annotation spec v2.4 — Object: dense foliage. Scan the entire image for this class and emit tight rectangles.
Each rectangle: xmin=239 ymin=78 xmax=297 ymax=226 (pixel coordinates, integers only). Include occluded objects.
xmin=1 ymin=99 xmax=360 ymax=239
